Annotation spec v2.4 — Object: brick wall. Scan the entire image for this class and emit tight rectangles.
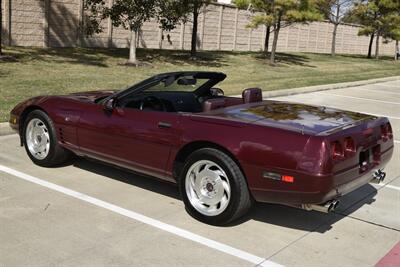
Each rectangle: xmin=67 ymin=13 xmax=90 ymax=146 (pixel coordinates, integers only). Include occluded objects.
xmin=1 ymin=1 xmax=396 ymax=56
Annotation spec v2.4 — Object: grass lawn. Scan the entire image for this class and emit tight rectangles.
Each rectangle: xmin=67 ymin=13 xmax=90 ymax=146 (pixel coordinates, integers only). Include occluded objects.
xmin=1 ymin=46 xmax=400 ymax=122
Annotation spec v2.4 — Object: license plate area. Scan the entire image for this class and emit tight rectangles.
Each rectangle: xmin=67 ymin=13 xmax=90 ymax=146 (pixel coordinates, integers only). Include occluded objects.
xmin=359 ymin=145 xmax=381 ymax=173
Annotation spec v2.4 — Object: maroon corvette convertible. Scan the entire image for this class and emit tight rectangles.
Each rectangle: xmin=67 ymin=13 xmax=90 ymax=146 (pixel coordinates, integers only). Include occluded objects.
xmin=10 ymin=71 xmax=394 ymax=224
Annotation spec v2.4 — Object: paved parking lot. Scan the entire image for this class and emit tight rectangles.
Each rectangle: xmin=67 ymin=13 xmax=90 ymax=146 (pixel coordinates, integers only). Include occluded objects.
xmin=0 ymin=80 xmax=399 ymax=266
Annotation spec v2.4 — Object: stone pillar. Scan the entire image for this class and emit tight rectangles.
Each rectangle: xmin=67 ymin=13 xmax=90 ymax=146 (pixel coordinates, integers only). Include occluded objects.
xmin=217 ymin=5 xmax=223 ymax=50
xmin=3 ymin=0 xmax=11 ymax=45
xmin=200 ymin=10 xmax=206 ymax=50
xmin=158 ymin=27 xmax=163 ymax=49
xmin=232 ymin=8 xmax=238 ymax=50
xmin=180 ymin=22 xmax=184 ymax=50
xmin=106 ymin=0 xmax=114 ymax=48
xmin=43 ymin=0 xmax=50 ymax=47
xmin=247 ymin=29 xmax=251 ymax=51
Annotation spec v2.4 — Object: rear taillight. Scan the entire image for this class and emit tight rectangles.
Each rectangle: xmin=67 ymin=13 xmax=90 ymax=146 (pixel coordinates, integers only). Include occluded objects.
xmin=331 ymin=141 xmax=344 ymax=160
xmin=387 ymin=123 xmax=393 ymax=139
xmin=344 ymin=137 xmax=356 ymax=155
xmin=381 ymin=123 xmax=393 ymax=141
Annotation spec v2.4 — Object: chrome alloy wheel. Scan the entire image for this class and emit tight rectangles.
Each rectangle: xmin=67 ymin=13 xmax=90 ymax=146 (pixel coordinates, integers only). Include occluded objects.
xmin=25 ymin=118 xmax=50 ymax=160
xmin=185 ymin=160 xmax=231 ymax=216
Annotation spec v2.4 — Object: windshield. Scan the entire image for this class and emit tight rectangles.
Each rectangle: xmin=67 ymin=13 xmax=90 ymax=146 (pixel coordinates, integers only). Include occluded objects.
xmin=145 ymin=75 xmax=210 ymax=93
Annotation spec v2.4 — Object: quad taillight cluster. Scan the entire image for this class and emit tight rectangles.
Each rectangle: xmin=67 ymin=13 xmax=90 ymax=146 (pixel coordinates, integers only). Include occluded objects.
xmin=331 ymin=137 xmax=356 ymax=160
xmin=381 ymin=122 xmax=393 ymax=141
xmin=330 ymin=123 xmax=393 ymax=160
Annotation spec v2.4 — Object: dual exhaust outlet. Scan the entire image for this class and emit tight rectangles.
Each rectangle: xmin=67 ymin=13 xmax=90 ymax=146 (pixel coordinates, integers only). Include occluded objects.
xmin=301 ymin=199 xmax=340 ymax=213
xmin=296 ymin=169 xmax=387 ymax=214
xmin=371 ymin=169 xmax=386 ymax=184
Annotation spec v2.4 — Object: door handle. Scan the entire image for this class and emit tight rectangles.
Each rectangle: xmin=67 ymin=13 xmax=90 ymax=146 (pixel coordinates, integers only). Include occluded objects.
xmin=158 ymin=122 xmax=171 ymax=129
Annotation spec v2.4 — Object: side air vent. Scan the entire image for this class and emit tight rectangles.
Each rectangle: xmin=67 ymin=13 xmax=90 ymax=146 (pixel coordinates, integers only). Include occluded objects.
xmin=59 ymin=128 xmax=65 ymax=143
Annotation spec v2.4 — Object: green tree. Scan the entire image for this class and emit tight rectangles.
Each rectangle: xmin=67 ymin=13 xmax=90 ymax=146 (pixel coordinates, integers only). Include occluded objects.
xmin=158 ymin=0 xmax=213 ymax=58
xmin=235 ymin=0 xmax=323 ymax=64
xmin=317 ymin=0 xmax=355 ymax=56
xmin=85 ymin=0 xmax=157 ymax=65
xmin=0 ymin=0 xmax=3 ymax=56
xmin=234 ymin=0 xmax=272 ymax=52
xmin=107 ymin=0 xmax=157 ymax=64
xmin=350 ymin=0 xmax=399 ymax=59
xmin=380 ymin=3 xmax=400 ymax=59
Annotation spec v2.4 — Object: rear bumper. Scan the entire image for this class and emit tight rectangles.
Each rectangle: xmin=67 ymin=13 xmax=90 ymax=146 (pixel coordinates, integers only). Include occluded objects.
xmin=248 ymin=146 xmax=394 ymax=205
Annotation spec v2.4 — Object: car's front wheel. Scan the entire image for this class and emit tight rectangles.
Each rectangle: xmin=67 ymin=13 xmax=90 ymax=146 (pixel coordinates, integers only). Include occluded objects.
xmin=23 ymin=110 xmax=71 ymax=167
xmin=179 ymin=148 xmax=252 ymax=225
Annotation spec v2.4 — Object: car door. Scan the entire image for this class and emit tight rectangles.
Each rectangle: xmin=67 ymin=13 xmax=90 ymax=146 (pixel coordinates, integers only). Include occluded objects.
xmin=77 ymin=102 xmax=182 ymax=180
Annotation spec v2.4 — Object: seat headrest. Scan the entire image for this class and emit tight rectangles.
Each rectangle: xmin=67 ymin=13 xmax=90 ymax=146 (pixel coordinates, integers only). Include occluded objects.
xmin=202 ymin=98 xmax=226 ymax=112
xmin=242 ymin=88 xmax=262 ymax=103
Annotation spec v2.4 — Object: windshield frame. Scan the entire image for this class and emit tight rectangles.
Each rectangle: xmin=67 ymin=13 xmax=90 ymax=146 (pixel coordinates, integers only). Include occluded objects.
xmin=100 ymin=71 xmax=226 ymax=104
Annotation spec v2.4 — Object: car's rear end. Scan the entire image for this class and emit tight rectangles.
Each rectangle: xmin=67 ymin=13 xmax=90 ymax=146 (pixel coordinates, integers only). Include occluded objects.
xmin=293 ymin=116 xmax=394 ymax=211
xmin=224 ymin=101 xmax=395 ymax=212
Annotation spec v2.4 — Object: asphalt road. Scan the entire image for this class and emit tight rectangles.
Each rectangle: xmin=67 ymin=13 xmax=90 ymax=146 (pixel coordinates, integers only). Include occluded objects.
xmin=0 ymin=80 xmax=399 ymax=266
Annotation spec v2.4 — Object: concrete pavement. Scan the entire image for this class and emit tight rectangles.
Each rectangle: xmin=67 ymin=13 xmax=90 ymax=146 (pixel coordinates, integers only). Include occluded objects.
xmin=0 ymin=79 xmax=399 ymax=266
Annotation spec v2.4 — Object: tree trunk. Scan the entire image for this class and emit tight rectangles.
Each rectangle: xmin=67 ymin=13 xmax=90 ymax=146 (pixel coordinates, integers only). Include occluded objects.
xmin=128 ymin=29 xmax=138 ymax=64
xmin=191 ymin=6 xmax=199 ymax=58
xmin=375 ymin=32 xmax=380 ymax=59
xmin=331 ymin=23 xmax=338 ymax=56
xmin=264 ymin=26 xmax=270 ymax=53
xmin=331 ymin=2 xmax=340 ymax=57
xmin=270 ymin=15 xmax=281 ymax=64
xmin=367 ymin=33 xmax=375 ymax=58
xmin=395 ymin=40 xmax=399 ymax=61
xmin=0 ymin=0 xmax=3 ymax=56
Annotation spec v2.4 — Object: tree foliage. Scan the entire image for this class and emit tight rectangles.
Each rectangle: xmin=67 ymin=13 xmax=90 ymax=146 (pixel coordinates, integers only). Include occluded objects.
xmin=158 ymin=0 xmax=191 ymax=31
xmin=234 ymin=0 xmax=323 ymax=64
xmin=106 ymin=0 xmax=157 ymax=32
xmin=84 ymin=0 xmax=157 ymax=64
xmin=158 ymin=0 xmax=213 ymax=58
xmin=0 ymin=0 xmax=3 ymax=56
xmin=316 ymin=0 xmax=355 ymax=56
xmin=83 ymin=0 xmax=107 ymax=36
xmin=349 ymin=0 xmax=400 ymax=58
xmin=317 ymin=0 xmax=354 ymax=24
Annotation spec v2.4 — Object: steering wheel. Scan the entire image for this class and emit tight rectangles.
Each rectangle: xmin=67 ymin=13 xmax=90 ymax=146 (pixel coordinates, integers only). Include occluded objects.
xmin=139 ymin=96 xmax=166 ymax=111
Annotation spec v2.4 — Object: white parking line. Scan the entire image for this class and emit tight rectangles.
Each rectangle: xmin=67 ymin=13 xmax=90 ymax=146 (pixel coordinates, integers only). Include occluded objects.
xmin=358 ymin=88 xmax=400 ymax=96
xmin=375 ymin=83 xmax=400 ymax=89
xmin=0 ymin=165 xmax=283 ymax=267
xmin=385 ymin=184 xmax=400 ymax=191
xmin=316 ymin=92 xmax=400 ymax=105
xmin=375 ymin=183 xmax=400 ymax=192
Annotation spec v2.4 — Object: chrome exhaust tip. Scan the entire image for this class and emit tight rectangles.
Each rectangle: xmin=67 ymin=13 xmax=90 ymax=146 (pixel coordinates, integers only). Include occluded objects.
xmin=301 ymin=200 xmax=340 ymax=213
xmin=328 ymin=199 xmax=340 ymax=212
xmin=371 ymin=169 xmax=386 ymax=184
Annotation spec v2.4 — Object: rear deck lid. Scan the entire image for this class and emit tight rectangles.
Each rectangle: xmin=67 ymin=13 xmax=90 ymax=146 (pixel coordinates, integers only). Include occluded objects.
xmin=210 ymin=101 xmax=377 ymax=135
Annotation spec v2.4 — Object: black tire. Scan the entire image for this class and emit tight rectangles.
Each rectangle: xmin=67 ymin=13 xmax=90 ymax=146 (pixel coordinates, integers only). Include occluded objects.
xmin=23 ymin=110 xmax=71 ymax=167
xmin=179 ymin=148 xmax=252 ymax=225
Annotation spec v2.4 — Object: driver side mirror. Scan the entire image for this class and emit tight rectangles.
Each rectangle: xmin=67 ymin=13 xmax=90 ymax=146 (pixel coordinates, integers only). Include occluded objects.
xmin=103 ymin=98 xmax=115 ymax=112
xmin=210 ymin=88 xmax=224 ymax=97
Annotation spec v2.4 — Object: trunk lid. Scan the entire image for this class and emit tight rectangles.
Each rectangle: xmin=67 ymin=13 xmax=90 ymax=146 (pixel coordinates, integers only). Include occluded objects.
xmin=205 ymin=101 xmax=377 ymax=135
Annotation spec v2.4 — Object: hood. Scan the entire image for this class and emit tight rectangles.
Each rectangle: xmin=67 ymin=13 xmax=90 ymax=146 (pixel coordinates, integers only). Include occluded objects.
xmin=64 ymin=90 xmax=117 ymax=102
xmin=201 ymin=101 xmax=376 ymax=135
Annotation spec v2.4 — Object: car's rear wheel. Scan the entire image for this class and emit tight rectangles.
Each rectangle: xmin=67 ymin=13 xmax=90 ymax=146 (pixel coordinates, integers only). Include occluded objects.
xmin=23 ymin=110 xmax=71 ymax=167
xmin=179 ymin=148 xmax=252 ymax=225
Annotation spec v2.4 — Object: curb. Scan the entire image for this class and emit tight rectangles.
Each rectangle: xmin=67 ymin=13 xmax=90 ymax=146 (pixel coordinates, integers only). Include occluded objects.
xmin=230 ymin=76 xmax=400 ymax=98
xmin=1 ymin=75 xmax=399 ymax=137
